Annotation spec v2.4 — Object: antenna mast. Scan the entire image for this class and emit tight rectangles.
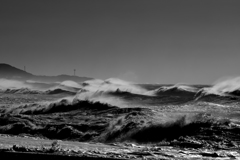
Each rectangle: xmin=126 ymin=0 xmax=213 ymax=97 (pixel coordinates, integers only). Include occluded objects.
xmin=24 ymin=66 xmax=26 ymax=72
xmin=74 ymin=69 xmax=76 ymax=76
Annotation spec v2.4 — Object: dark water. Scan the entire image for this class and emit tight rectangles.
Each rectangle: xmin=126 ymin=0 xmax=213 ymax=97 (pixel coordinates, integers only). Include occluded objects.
xmin=0 ymin=81 xmax=240 ymax=151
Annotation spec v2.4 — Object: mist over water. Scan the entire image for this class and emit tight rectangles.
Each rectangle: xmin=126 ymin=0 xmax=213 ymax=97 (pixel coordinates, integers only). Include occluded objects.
xmin=60 ymin=80 xmax=81 ymax=88
xmin=0 ymin=79 xmax=32 ymax=89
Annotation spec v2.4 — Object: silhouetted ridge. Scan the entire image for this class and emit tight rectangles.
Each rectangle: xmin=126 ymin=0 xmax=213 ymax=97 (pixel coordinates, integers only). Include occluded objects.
xmin=0 ymin=63 xmax=93 ymax=82
xmin=0 ymin=63 xmax=33 ymax=79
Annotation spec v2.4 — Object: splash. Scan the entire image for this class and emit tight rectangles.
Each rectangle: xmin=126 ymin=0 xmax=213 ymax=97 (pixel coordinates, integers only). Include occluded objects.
xmin=81 ymin=78 xmax=147 ymax=94
xmin=74 ymin=91 xmax=128 ymax=107
xmin=154 ymin=84 xmax=198 ymax=93
xmin=206 ymin=76 xmax=240 ymax=95
xmin=74 ymin=78 xmax=153 ymax=107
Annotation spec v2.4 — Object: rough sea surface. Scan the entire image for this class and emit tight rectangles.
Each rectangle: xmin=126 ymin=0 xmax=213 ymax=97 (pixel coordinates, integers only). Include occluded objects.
xmin=0 ymin=78 xmax=240 ymax=159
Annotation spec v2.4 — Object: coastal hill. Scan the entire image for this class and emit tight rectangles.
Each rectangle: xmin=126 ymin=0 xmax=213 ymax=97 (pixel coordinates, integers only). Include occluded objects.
xmin=0 ymin=63 xmax=92 ymax=83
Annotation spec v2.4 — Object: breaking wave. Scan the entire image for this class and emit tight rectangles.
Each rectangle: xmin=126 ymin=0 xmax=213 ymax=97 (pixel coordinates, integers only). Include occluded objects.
xmin=81 ymin=78 xmax=149 ymax=95
xmin=1 ymin=77 xmax=240 ymax=148
xmin=199 ymin=77 xmax=240 ymax=97
xmin=4 ymin=88 xmax=43 ymax=94
xmin=99 ymin=113 xmax=235 ymax=144
xmin=0 ymin=102 xmax=239 ymax=148
xmin=149 ymin=84 xmax=198 ymax=98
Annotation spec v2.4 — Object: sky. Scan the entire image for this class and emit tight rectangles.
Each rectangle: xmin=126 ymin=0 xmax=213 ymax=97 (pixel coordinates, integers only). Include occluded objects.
xmin=1 ymin=0 xmax=240 ymax=84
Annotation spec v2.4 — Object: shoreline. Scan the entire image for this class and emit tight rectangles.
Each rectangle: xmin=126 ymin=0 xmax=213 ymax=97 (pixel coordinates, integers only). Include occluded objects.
xmin=0 ymin=151 xmax=127 ymax=160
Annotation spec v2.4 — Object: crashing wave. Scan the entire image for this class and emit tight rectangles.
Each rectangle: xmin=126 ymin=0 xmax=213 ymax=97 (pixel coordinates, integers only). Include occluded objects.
xmin=45 ymin=88 xmax=76 ymax=95
xmin=149 ymin=84 xmax=199 ymax=98
xmin=45 ymin=81 xmax=82 ymax=94
xmin=201 ymin=77 xmax=240 ymax=97
xmin=0 ymin=107 xmax=238 ymax=148
xmin=4 ymin=88 xmax=43 ymax=94
xmin=80 ymin=78 xmax=149 ymax=95
xmin=0 ymin=98 xmax=117 ymax=115
xmin=194 ymin=87 xmax=240 ymax=101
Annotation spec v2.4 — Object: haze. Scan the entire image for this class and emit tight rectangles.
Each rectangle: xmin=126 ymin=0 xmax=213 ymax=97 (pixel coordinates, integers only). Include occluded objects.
xmin=1 ymin=0 xmax=240 ymax=84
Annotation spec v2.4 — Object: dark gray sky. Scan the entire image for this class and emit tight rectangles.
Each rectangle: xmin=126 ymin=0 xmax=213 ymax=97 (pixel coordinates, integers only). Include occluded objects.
xmin=1 ymin=0 xmax=240 ymax=84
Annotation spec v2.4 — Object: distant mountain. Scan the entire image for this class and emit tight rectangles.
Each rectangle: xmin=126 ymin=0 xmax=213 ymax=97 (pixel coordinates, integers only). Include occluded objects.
xmin=0 ymin=63 xmax=33 ymax=79
xmin=0 ymin=63 xmax=92 ymax=83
